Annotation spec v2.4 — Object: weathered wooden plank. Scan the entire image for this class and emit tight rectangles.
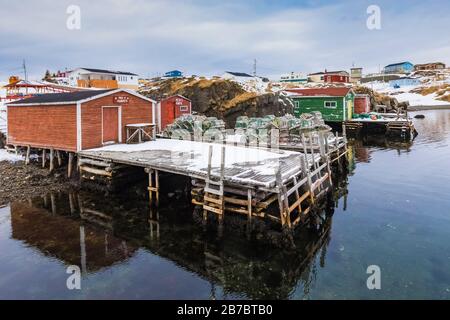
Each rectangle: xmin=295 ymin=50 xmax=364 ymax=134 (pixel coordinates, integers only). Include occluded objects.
xmin=79 ymin=165 xmax=112 ymax=177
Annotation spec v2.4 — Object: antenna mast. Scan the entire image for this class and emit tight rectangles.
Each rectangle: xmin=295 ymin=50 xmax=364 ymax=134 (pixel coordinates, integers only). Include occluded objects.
xmin=22 ymin=59 xmax=28 ymax=94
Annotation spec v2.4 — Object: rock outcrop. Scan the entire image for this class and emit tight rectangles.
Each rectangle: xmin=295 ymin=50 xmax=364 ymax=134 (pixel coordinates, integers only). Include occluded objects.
xmin=140 ymin=78 xmax=293 ymax=126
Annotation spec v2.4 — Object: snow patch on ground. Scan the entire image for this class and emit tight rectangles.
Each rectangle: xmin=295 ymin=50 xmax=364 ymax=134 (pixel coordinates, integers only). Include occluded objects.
xmin=365 ymin=71 xmax=450 ymax=107
xmin=0 ymin=149 xmax=23 ymax=163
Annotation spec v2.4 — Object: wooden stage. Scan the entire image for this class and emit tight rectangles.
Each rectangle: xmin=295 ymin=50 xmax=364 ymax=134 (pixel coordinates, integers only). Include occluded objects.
xmin=78 ymin=138 xmax=338 ymax=230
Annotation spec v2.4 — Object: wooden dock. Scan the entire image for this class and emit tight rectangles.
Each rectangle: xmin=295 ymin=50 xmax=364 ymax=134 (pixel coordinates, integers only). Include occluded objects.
xmin=78 ymin=138 xmax=337 ymax=231
xmin=344 ymin=115 xmax=417 ymax=139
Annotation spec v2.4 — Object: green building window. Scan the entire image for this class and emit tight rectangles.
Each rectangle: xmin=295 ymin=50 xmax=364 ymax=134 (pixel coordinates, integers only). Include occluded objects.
xmin=324 ymin=101 xmax=337 ymax=108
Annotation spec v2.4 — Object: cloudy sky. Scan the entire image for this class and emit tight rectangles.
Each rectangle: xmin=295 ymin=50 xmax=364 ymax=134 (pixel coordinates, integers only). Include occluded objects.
xmin=0 ymin=0 xmax=449 ymax=80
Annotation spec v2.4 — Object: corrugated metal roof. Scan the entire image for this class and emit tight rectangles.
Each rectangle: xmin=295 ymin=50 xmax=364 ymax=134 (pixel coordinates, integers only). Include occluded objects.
xmin=285 ymin=87 xmax=352 ymax=97
xmin=225 ymin=71 xmax=253 ymax=77
xmin=384 ymin=62 xmax=412 ymax=68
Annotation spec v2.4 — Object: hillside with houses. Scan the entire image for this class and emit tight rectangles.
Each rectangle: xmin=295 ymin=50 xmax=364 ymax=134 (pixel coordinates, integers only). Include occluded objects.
xmin=1 ymin=61 xmax=449 ymax=143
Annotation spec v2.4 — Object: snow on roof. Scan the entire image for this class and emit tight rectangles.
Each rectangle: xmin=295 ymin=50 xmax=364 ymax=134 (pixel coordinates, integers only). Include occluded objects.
xmin=3 ymin=80 xmax=47 ymax=88
xmin=285 ymin=87 xmax=352 ymax=97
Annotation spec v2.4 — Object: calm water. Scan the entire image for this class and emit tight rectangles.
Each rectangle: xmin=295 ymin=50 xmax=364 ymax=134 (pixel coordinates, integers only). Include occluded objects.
xmin=0 ymin=109 xmax=449 ymax=299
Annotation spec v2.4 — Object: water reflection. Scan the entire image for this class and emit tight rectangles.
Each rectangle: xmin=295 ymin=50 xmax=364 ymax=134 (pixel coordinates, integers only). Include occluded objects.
xmin=6 ymin=173 xmax=349 ymax=299
xmin=3 ymin=110 xmax=450 ymax=299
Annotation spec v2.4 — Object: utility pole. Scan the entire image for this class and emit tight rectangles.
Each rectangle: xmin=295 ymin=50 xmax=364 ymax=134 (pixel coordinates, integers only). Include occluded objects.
xmin=253 ymin=59 xmax=257 ymax=77
xmin=22 ymin=59 xmax=28 ymax=94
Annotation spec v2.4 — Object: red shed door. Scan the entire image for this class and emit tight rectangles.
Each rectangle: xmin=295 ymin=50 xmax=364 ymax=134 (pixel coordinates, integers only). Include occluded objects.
xmin=102 ymin=107 xmax=119 ymax=144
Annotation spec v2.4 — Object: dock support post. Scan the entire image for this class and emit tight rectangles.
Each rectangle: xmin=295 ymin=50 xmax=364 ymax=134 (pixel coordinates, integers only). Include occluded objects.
xmin=275 ymin=167 xmax=291 ymax=229
xmin=56 ymin=150 xmax=62 ymax=167
xmin=68 ymin=153 xmax=74 ymax=178
xmin=49 ymin=149 xmax=54 ymax=172
xmin=42 ymin=149 xmax=46 ymax=168
xmin=247 ymin=189 xmax=252 ymax=221
xmin=25 ymin=145 xmax=30 ymax=165
xmin=155 ymin=170 xmax=160 ymax=206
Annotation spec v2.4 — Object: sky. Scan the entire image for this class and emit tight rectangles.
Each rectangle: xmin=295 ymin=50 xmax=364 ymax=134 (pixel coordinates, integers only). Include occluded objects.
xmin=0 ymin=0 xmax=449 ymax=80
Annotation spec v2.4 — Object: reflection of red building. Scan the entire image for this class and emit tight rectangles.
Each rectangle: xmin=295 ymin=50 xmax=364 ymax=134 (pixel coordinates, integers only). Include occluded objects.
xmin=157 ymin=95 xmax=191 ymax=132
xmin=10 ymin=198 xmax=136 ymax=273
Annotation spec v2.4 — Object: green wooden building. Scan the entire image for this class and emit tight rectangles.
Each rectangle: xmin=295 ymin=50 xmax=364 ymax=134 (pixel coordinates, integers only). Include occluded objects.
xmin=287 ymin=87 xmax=355 ymax=122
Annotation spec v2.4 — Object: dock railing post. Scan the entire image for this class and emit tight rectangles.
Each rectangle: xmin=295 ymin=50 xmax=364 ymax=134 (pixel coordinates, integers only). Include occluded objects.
xmin=300 ymin=154 xmax=314 ymax=204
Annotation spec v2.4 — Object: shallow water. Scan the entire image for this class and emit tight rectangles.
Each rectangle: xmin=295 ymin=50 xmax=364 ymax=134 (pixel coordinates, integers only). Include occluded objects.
xmin=0 ymin=109 xmax=449 ymax=299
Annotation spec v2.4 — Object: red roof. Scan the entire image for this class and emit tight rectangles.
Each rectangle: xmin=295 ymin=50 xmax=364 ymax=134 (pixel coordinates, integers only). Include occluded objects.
xmin=285 ymin=87 xmax=352 ymax=97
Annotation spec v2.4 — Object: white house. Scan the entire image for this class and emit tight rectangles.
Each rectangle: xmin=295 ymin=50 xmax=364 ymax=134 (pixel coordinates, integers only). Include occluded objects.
xmin=68 ymin=68 xmax=139 ymax=90
xmin=279 ymin=72 xmax=307 ymax=83
xmin=221 ymin=71 xmax=254 ymax=81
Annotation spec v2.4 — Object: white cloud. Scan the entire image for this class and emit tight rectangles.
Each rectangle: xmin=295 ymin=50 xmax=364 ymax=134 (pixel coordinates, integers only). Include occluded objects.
xmin=0 ymin=0 xmax=448 ymax=79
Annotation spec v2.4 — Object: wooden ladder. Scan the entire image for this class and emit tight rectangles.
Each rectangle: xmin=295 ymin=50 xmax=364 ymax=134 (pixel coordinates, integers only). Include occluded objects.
xmin=202 ymin=145 xmax=226 ymax=224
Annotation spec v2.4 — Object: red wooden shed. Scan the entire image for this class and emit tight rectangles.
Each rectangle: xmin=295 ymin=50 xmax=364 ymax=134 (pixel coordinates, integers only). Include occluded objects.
xmin=354 ymin=94 xmax=371 ymax=114
xmin=157 ymin=95 xmax=192 ymax=132
xmin=6 ymin=89 xmax=155 ymax=152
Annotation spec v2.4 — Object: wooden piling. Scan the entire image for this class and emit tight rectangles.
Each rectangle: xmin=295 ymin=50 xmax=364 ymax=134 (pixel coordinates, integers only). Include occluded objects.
xmin=56 ymin=150 xmax=62 ymax=167
xmin=49 ymin=149 xmax=54 ymax=172
xmin=25 ymin=146 xmax=30 ymax=165
xmin=42 ymin=149 xmax=46 ymax=168
xmin=68 ymin=153 xmax=74 ymax=178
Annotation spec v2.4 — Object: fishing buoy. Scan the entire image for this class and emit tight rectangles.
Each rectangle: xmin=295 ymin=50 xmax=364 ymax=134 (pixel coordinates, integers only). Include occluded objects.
xmin=370 ymin=115 xmax=378 ymax=120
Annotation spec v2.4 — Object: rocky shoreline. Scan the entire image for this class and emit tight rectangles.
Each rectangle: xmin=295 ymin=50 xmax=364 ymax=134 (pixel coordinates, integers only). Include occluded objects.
xmin=0 ymin=159 xmax=79 ymax=206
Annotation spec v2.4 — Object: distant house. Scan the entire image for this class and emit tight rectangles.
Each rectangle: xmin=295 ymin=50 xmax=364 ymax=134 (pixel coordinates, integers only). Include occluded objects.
xmin=164 ymin=70 xmax=183 ymax=78
xmin=414 ymin=62 xmax=446 ymax=71
xmin=389 ymin=77 xmax=421 ymax=88
xmin=68 ymin=68 xmax=139 ymax=90
xmin=383 ymin=62 xmax=414 ymax=74
xmin=286 ymin=87 xmax=355 ymax=122
xmin=307 ymin=70 xmax=350 ymax=83
xmin=222 ymin=71 xmax=254 ymax=80
xmin=279 ymin=72 xmax=308 ymax=83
